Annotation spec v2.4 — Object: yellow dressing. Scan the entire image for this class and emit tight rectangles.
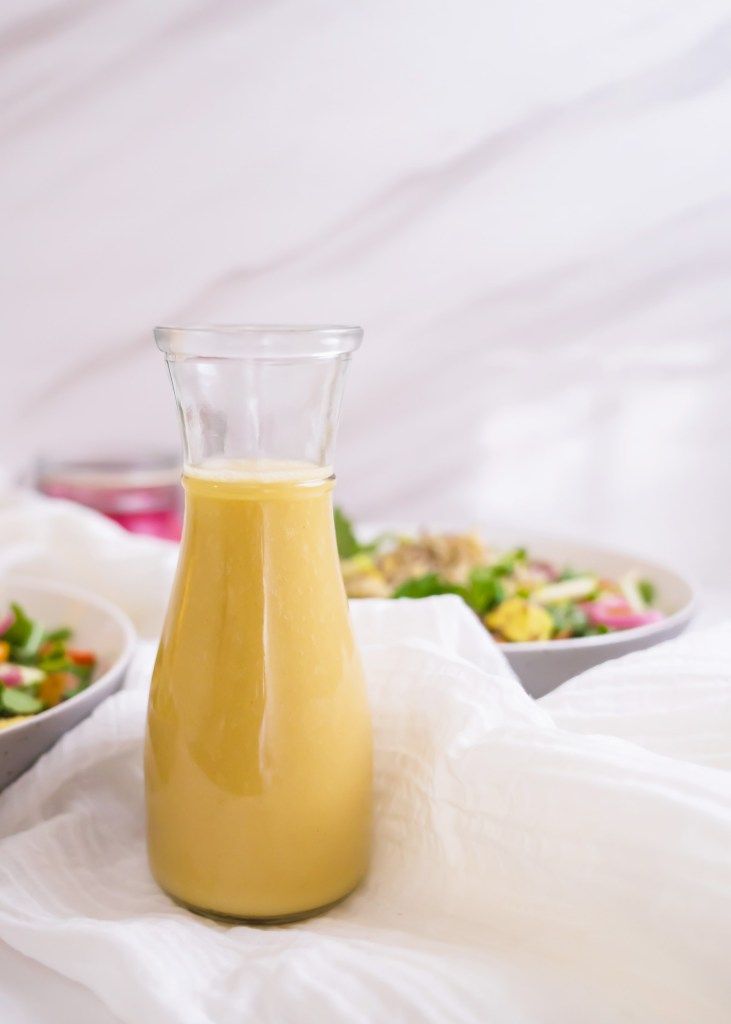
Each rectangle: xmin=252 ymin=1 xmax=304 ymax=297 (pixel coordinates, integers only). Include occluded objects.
xmin=144 ymin=462 xmax=372 ymax=920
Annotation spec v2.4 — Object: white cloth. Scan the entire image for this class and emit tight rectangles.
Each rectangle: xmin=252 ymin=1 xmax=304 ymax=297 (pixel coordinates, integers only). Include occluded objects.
xmin=0 ymin=495 xmax=730 ymax=1024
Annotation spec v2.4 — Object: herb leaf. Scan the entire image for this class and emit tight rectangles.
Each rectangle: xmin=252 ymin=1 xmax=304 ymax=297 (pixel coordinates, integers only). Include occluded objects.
xmin=463 ymin=567 xmax=505 ymax=615
xmin=334 ymin=508 xmax=360 ymax=559
xmin=44 ymin=627 xmax=72 ymax=643
xmin=39 ymin=654 xmax=72 ymax=674
xmin=393 ymin=574 xmax=465 ymax=600
xmin=549 ymin=602 xmax=590 ymax=637
xmin=638 ymin=579 xmax=656 ymax=606
xmin=334 ymin=507 xmax=378 ymax=560
xmin=2 ymin=603 xmax=33 ymax=647
xmin=491 ymin=548 xmax=527 ymax=577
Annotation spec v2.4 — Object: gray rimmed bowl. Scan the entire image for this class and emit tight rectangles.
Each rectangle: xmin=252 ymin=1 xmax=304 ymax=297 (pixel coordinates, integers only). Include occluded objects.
xmin=358 ymin=525 xmax=697 ymax=698
xmin=488 ymin=532 xmax=697 ymax=697
xmin=0 ymin=576 xmax=136 ymax=790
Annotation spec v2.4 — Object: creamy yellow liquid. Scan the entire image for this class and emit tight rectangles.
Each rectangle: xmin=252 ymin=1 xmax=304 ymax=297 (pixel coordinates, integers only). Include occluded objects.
xmin=144 ymin=462 xmax=372 ymax=921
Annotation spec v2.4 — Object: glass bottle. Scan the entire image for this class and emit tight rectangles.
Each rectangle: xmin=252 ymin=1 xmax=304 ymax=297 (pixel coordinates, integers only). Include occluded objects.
xmin=145 ymin=325 xmax=372 ymax=922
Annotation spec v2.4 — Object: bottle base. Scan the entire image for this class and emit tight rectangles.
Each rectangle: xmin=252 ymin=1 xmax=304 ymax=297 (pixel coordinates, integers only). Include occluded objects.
xmin=167 ymin=886 xmax=358 ymax=926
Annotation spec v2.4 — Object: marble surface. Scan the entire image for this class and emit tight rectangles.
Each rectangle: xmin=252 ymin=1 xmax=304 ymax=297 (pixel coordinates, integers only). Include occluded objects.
xmin=2 ymin=0 xmax=731 ymax=593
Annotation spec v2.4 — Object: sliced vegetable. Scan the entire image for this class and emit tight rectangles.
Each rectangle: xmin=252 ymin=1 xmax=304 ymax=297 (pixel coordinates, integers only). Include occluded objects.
xmin=2 ymin=687 xmax=43 ymax=715
xmin=5 ymin=664 xmax=45 ymax=686
xmin=0 ymin=603 xmax=97 ymax=719
xmin=532 ymin=576 xmax=598 ymax=605
xmin=15 ymin=619 xmax=45 ymax=662
xmin=68 ymin=649 xmax=96 ymax=666
xmin=39 ymin=672 xmax=77 ymax=708
xmin=583 ymin=600 xmax=663 ymax=630
xmin=0 ymin=665 xmax=23 ymax=687
xmin=619 ymin=570 xmax=648 ymax=613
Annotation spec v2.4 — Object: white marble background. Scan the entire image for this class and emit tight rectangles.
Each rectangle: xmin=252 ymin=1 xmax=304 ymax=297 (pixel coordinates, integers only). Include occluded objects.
xmin=2 ymin=0 xmax=731 ymax=588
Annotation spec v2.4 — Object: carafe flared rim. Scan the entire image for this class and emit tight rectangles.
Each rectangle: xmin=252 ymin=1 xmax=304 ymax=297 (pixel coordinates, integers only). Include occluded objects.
xmin=154 ymin=324 xmax=363 ymax=360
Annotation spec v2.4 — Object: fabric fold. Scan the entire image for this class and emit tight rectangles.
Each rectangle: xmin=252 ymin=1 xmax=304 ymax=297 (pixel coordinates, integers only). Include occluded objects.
xmin=0 ymin=498 xmax=729 ymax=1023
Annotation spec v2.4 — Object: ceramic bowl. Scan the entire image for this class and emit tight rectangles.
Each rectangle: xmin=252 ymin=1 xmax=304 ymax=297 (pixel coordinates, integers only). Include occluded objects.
xmin=359 ymin=526 xmax=697 ymax=698
xmin=0 ymin=576 xmax=136 ymax=790
xmin=487 ymin=532 xmax=697 ymax=697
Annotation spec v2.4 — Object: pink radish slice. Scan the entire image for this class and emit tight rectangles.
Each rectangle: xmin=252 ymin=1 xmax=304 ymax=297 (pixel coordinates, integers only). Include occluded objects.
xmin=583 ymin=601 xmax=663 ymax=630
xmin=0 ymin=666 xmax=22 ymax=686
xmin=593 ymin=595 xmax=625 ymax=609
xmin=0 ymin=610 xmax=14 ymax=635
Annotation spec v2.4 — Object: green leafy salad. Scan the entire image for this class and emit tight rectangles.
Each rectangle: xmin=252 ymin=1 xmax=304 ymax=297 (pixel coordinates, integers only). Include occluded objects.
xmin=335 ymin=510 xmax=663 ymax=643
xmin=0 ymin=604 xmax=98 ymax=728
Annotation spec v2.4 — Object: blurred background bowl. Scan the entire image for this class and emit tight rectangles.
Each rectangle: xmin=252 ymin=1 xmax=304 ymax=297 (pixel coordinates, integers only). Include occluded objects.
xmin=0 ymin=577 xmax=136 ymax=790
xmin=359 ymin=524 xmax=696 ymax=697
xmin=486 ymin=530 xmax=697 ymax=696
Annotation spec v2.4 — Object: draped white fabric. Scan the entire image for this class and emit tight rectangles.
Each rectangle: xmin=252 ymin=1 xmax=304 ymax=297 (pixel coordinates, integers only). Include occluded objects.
xmin=0 ymin=496 xmax=729 ymax=1023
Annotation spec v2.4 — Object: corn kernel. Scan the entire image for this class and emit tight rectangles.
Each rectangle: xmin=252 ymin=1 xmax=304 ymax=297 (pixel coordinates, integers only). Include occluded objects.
xmin=485 ymin=598 xmax=554 ymax=642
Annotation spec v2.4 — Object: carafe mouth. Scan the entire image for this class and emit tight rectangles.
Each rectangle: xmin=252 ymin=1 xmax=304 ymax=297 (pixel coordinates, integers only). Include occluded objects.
xmin=155 ymin=323 xmax=362 ymax=471
xmin=154 ymin=324 xmax=363 ymax=360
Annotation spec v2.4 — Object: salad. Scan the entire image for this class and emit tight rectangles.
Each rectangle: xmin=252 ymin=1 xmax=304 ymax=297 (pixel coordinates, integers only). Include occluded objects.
xmin=335 ymin=510 xmax=663 ymax=643
xmin=0 ymin=604 xmax=97 ymax=729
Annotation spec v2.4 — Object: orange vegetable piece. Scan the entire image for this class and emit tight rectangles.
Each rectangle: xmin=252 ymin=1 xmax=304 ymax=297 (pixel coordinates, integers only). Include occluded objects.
xmin=0 ymin=640 xmax=9 ymax=663
xmin=68 ymin=649 xmax=96 ymax=666
xmin=39 ymin=673 xmax=75 ymax=708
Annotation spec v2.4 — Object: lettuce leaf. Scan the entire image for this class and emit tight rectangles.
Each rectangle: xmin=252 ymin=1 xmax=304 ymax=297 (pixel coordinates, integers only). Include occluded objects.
xmin=334 ymin=508 xmax=378 ymax=560
xmin=393 ymin=574 xmax=465 ymax=600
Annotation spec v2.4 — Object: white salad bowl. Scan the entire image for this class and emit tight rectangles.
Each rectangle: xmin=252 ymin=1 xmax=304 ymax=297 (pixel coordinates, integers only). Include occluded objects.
xmin=486 ymin=531 xmax=697 ymax=697
xmin=357 ymin=526 xmax=697 ymax=699
xmin=0 ymin=576 xmax=136 ymax=790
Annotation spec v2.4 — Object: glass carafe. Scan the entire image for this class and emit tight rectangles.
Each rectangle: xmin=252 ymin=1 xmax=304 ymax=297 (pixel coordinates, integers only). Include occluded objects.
xmin=144 ymin=325 xmax=372 ymax=923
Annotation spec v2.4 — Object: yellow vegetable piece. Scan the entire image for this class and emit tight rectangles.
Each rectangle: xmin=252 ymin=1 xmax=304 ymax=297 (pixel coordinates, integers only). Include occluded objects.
xmin=341 ymin=553 xmax=391 ymax=598
xmin=0 ymin=715 xmax=32 ymax=730
xmin=0 ymin=640 xmax=9 ymax=663
xmin=485 ymin=598 xmax=554 ymax=642
xmin=340 ymin=553 xmax=376 ymax=579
